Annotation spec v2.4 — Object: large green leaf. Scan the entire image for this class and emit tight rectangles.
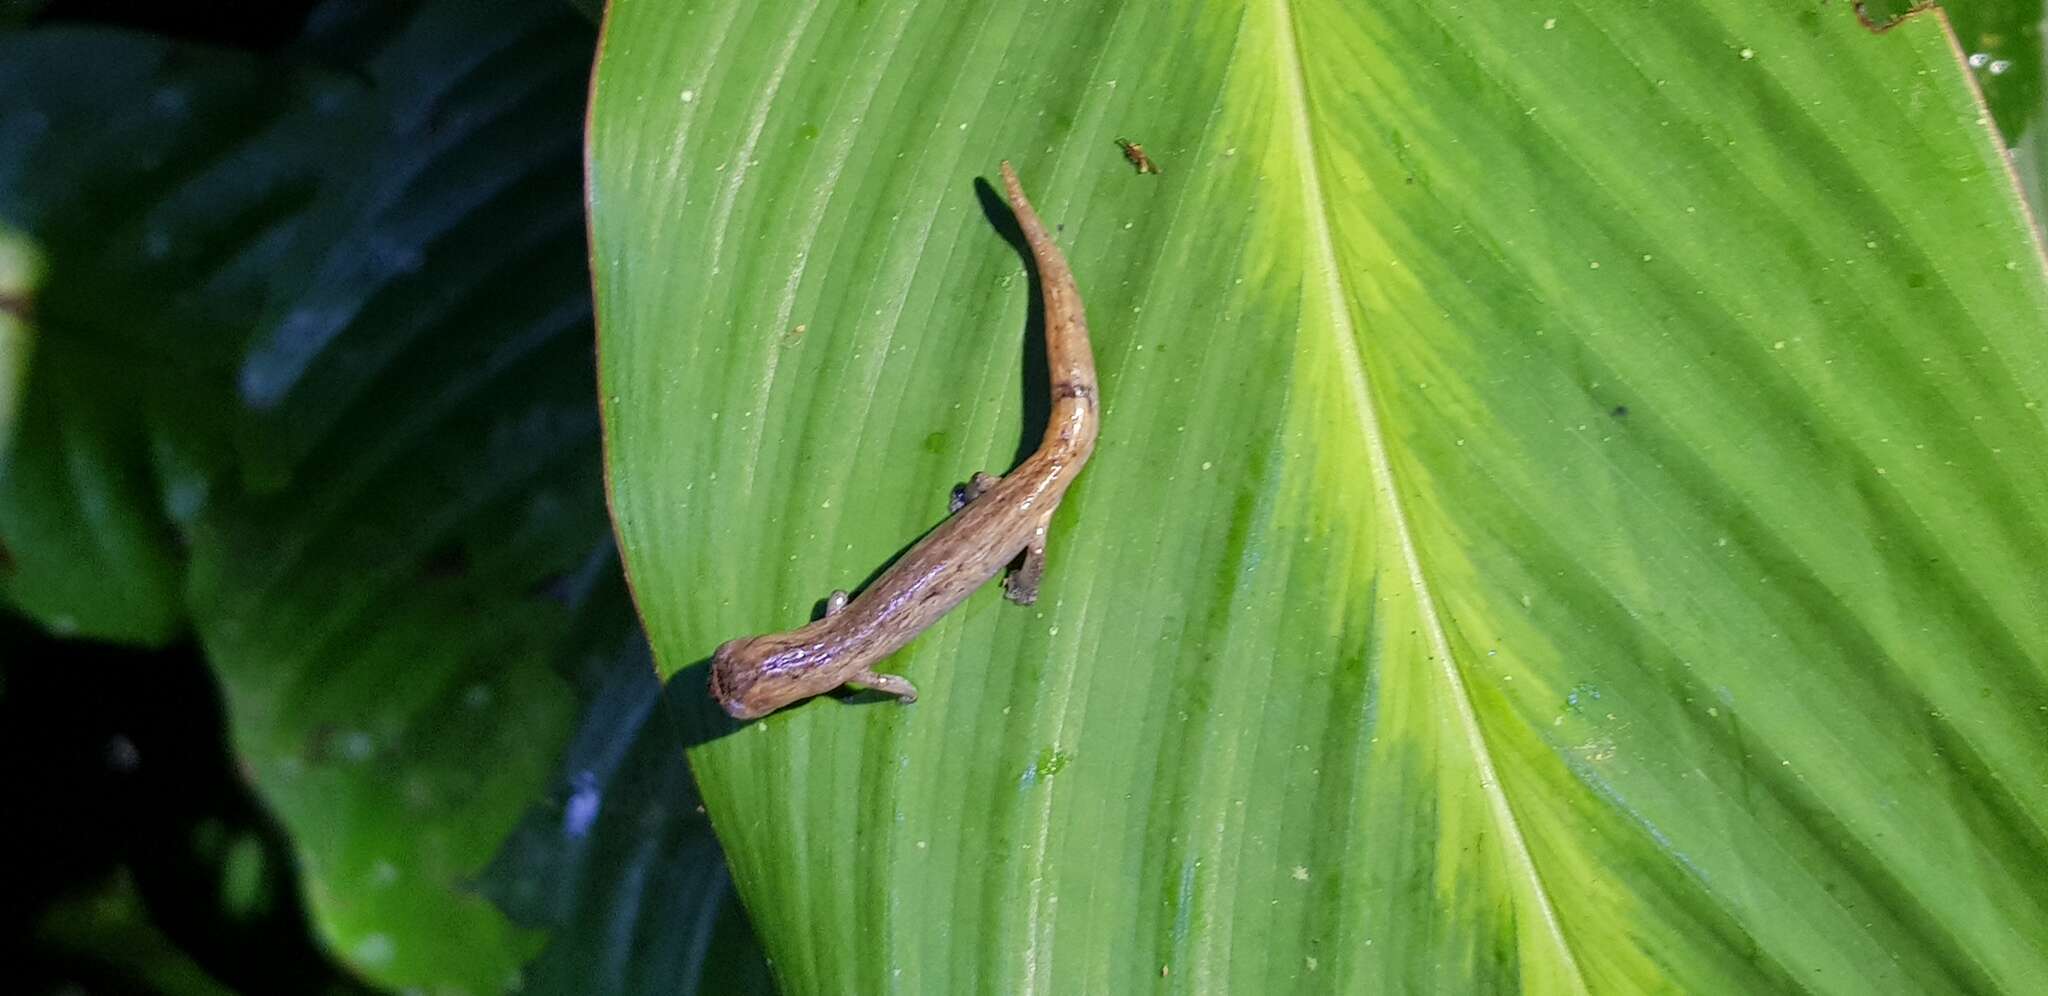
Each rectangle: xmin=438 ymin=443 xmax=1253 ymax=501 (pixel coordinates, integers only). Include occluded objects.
xmin=185 ymin=6 xmax=613 ymax=985
xmin=0 ymin=28 xmax=339 ymax=643
xmin=0 ymin=14 xmax=577 ymax=984
xmin=593 ymin=1 xmax=2048 ymax=992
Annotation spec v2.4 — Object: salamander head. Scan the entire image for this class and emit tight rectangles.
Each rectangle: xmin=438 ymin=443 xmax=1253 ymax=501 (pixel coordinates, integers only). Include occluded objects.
xmin=708 ymin=634 xmax=834 ymax=720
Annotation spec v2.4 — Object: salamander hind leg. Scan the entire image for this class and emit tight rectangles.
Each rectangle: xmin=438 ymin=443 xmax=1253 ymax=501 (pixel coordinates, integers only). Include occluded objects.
xmin=1003 ymin=510 xmax=1056 ymax=605
xmin=950 ymin=471 xmax=1002 ymax=512
xmin=853 ymin=669 xmax=918 ymax=704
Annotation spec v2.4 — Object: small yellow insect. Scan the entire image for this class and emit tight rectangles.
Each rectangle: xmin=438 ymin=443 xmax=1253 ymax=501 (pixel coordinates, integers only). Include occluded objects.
xmin=1116 ymin=138 xmax=1161 ymax=175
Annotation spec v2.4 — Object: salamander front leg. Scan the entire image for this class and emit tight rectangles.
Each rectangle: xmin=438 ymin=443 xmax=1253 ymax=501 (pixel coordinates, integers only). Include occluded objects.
xmin=1003 ymin=510 xmax=1055 ymax=605
xmin=853 ymin=669 xmax=918 ymax=704
xmin=950 ymin=471 xmax=1002 ymax=512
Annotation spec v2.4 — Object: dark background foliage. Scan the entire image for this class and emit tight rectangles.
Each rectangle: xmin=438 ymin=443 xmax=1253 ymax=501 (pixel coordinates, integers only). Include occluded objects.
xmin=0 ymin=0 xmax=769 ymax=991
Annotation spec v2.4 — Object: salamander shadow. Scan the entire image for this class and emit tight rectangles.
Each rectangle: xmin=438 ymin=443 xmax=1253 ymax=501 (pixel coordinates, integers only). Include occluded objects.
xmin=659 ymin=657 xmax=742 ymax=747
xmin=972 ymin=172 xmax=1053 ymax=469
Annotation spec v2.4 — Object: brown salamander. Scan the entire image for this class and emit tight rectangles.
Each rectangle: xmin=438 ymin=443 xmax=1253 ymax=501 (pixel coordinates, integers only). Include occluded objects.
xmin=708 ymin=162 xmax=1098 ymax=720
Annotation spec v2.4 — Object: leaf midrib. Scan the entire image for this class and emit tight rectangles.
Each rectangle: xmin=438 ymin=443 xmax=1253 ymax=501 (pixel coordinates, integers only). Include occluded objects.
xmin=1268 ymin=0 xmax=1585 ymax=986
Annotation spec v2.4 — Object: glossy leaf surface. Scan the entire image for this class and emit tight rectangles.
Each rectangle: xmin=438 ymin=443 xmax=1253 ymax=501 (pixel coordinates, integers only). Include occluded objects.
xmin=592 ymin=1 xmax=2048 ymax=992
